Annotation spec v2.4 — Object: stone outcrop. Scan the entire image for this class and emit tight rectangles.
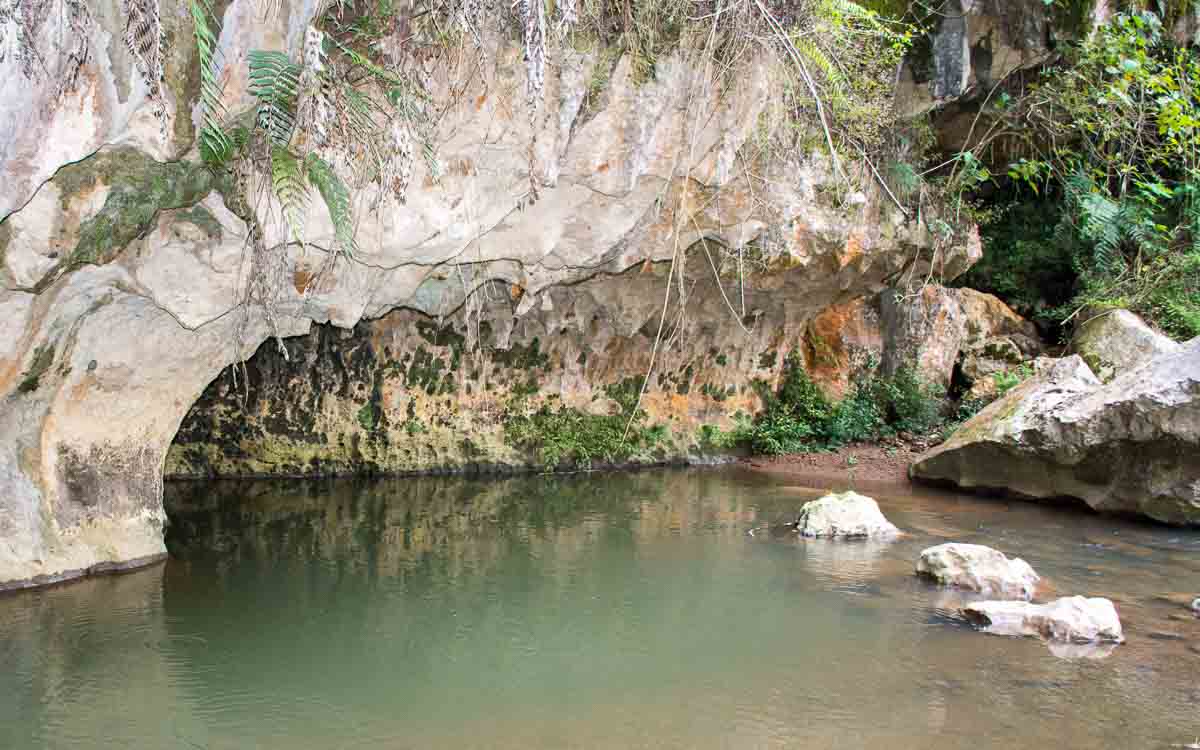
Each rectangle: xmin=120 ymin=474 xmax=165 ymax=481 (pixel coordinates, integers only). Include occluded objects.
xmin=1072 ymin=309 xmax=1182 ymax=383
xmin=880 ymin=285 xmax=1042 ymax=391
xmin=916 ymin=543 xmax=1040 ymax=600
xmin=802 ymin=297 xmax=884 ymax=400
xmin=792 ymin=491 xmax=899 ymax=538
xmin=0 ymin=2 xmax=981 ymax=589
xmin=963 ymin=596 xmax=1125 ymax=643
xmin=911 ymin=337 xmax=1200 ymax=526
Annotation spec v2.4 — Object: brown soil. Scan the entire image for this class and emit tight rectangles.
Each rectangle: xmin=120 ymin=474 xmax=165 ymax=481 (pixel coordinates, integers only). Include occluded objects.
xmin=740 ymin=441 xmax=926 ymax=484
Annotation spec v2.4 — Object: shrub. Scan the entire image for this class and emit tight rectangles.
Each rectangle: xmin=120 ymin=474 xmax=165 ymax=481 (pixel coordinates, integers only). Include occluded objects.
xmin=718 ymin=354 xmax=948 ymax=456
xmin=504 ymin=388 xmax=668 ymax=470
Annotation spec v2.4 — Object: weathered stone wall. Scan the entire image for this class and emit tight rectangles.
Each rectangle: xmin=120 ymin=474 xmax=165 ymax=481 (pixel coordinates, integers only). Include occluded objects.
xmin=2 ymin=0 xmax=982 ymax=589
xmin=166 ymin=259 xmax=892 ymax=478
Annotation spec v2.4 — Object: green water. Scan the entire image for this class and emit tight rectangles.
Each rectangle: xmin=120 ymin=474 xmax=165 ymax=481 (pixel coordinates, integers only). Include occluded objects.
xmin=2 ymin=468 xmax=1198 ymax=749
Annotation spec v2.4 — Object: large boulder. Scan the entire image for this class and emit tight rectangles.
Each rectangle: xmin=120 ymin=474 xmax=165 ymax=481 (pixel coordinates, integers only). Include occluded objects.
xmin=881 ymin=286 xmax=1041 ymax=390
xmin=916 ymin=543 xmax=1040 ymax=600
xmin=1072 ymin=309 xmax=1182 ymax=383
xmin=963 ymin=597 xmax=1125 ymax=643
xmin=794 ymin=492 xmax=900 ymax=538
xmin=911 ymin=339 xmax=1200 ymax=526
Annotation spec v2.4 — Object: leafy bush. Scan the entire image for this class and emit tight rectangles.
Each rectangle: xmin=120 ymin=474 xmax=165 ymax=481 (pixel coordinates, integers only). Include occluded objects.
xmin=504 ymin=396 xmax=667 ymax=470
xmin=954 ymin=10 xmax=1200 ymax=341
xmin=956 ymin=197 xmax=1080 ymax=332
xmin=992 ymin=363 xmax=1034 ymax=397
xmin=716 ymin=353 xmax=948 ymax=456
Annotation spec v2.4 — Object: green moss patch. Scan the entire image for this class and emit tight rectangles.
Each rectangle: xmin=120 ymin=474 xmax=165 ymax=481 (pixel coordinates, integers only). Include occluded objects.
xmin=17 ymin=343 xmax=56 ymax=393
xmin=39 ymin=148 xmax=222 ymax=291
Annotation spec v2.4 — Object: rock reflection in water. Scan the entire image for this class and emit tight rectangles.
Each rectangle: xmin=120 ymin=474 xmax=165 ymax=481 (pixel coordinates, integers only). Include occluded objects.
xmin=0 ymin=468 xmax=1197 ymax=750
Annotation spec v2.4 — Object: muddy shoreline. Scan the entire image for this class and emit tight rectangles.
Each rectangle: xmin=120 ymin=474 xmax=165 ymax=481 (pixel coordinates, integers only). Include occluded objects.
xmin=740 ymin=441 xmax=919 ymax=485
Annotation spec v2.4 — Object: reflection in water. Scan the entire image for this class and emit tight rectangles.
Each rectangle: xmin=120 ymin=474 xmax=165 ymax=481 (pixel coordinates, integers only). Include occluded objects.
xmin=1 ymin=468 xmax=1198 ymax=749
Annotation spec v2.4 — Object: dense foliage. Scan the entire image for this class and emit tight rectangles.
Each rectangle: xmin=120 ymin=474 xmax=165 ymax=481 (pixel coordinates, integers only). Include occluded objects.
xmin=957 ymin=10 xmax=1200 ymax=340
xmin=707 ymin=353 xmax=947 ymax=455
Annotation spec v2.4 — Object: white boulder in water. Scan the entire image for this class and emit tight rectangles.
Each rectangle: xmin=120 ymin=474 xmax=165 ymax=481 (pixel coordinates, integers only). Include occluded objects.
xmin=963 ymin=596 xmax=1125 ymax=643
xmin=916 ymin=543 xmax=1040 ymax=600
xmin=794 ymin=491 xmax=899 ymax=538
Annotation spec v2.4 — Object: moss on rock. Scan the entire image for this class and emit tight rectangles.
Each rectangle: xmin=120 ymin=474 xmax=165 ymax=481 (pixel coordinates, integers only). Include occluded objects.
xmin=39 ymin=148 xmax=222 ymax=291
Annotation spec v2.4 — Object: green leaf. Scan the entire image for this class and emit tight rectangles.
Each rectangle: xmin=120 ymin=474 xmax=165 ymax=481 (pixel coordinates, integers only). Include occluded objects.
xmin=248 ymin=50 xmax=301 ymax=147
xmin=305 ymin=154 xmax=357 ymax=258
xmin=271 ymin=146 xmax=310 ymax=246
xmin=190 ymin=0 xmax=232 ymax=165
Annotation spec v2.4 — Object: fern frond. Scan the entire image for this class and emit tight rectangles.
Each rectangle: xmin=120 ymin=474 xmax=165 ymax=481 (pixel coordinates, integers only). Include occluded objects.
xmin=271 ymin=146 xmax=310 ymax=246
xmin=191 ymin=0 xmax=232 ymax=164
xmin=123 ymin=0 xmax=166 ymax=129
xmin=306 ymin=153 xmax=356 ymax=258
xmin=248 ymin=50 xmax=301 ymax=147
xmin=1078 ymin=191 xmax=1123 ymax=270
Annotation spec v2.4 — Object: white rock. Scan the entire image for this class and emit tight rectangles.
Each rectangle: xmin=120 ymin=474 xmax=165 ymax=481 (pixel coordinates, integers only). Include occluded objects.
xmin=963 ymin=596 xmax=1125 ymax=643
xmin=1192 ymin=597 xmax=1199 ymax=614
xmin=1046 ymin=640 xmax=1118 ymax=660
xmin=795 ymin=491 xmax=899 ymax=538
xmin=916 ymin=543 xmax=1040 ymax=600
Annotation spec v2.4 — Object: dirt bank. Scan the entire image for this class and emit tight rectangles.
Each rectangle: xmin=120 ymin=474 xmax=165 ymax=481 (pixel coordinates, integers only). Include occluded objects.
xmin=741 ymin=442 xmax=923 ymax=485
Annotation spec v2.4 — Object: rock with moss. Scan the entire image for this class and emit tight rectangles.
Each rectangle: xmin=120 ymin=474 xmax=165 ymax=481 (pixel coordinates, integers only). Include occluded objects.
xmin=912 ymin=341 xmax=1200 ymax=526
xmin=1072 ymin=309 xmax=1182 ymax=383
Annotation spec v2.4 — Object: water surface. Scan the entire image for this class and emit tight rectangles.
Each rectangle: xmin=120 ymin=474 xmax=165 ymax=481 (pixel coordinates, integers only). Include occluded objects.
xmin=2 ymin=469 xmax=1198 ymax=749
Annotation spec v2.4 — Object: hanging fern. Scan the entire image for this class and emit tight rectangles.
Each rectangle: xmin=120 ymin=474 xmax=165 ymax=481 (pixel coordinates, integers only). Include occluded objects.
xmin=123 ymin=0 xmax=166 ymax=129
xmin=271 ymin=146 xmax=310 ymax=246
xmin=248 ymin=50 xmax=301 ymax=148
xmin=306 ymin=153 xmax=357 ymax=258
xmin=191 ymin=0 xmax=231 ymax=165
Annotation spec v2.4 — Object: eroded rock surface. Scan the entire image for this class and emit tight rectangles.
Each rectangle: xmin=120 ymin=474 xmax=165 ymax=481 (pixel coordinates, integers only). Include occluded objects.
xmin=916 ymin=542 xmax=1040 ymax=600
xmin=881 ymin=285 xmax=1042 ymax=391
xmin=963 ymin=596 xmax=1125 ymax=643
xmin=0 ymin=0 xmax=984 ymax=589
xmin=1072 ymin=309 xmax=1182 ymax=383
xmin=912 ymin=340 xmax=1200 ymax=526
xmin=793 ymin=491 xmax=899 ymax=539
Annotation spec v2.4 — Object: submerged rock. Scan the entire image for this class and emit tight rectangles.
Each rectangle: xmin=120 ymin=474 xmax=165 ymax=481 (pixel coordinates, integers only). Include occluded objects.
xmin=794 ymin=491 xmax=899 ymax=538
xmin=916 ymin=543 xmax=1039 ymax=600
xmin=912 ymin=335 xmax=1200 ymax=526
xmin=963 ymin=596 xmax=1125 ymax=644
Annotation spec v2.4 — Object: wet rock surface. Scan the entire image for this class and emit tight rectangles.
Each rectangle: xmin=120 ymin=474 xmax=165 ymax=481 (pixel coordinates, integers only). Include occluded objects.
xmin=916 ymin=543 xmax=1040 ymax=600
xmin=963 ymin=596 xmax=1125 ymax=644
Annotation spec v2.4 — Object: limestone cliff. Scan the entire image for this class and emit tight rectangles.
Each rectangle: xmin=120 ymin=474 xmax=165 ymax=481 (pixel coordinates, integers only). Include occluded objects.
xmin=0 ymin=0 xmax=986 ymax=589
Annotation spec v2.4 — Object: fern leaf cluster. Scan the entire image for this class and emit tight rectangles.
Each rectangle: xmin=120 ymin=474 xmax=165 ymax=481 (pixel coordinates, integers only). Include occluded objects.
xmin=306 ymin=153 xmax=357 ymax=258
xmin=249 ymin=50 xmax=301 ymax=148
xmin=191 ymin=0 xmax=231 ymax=165
xmin=123 ymin=0 xmax=166 ymax=130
